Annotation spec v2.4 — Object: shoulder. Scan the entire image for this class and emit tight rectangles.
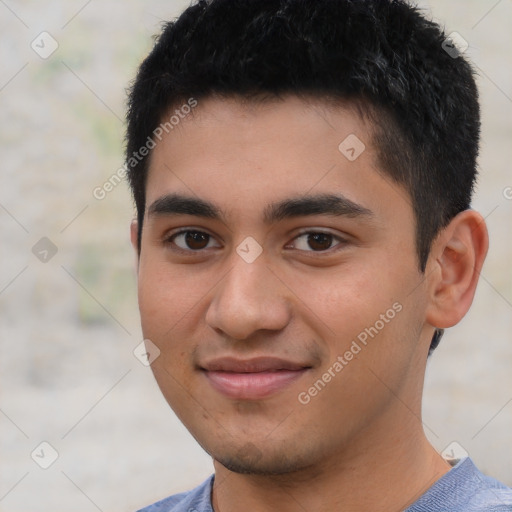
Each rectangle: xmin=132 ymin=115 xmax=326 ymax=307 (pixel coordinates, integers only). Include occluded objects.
xmin=136 ymin=475 xmax=214 ymax=512
xmin=407 ymin=458 xmax=512 ymax=512
xmin=467 ymin=465 xmax=512 ymax=512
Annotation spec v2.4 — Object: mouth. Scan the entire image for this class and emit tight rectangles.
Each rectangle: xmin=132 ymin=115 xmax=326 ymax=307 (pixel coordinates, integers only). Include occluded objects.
xmin=200 ymin=357 xmax=312 ymax=400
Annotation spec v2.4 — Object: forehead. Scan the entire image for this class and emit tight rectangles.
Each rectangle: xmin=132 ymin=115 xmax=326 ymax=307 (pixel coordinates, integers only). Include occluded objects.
xmin=144 ymin=95 xmax=411 ymax=227
xmin=166 ymin=94 xmax=371 ymax=140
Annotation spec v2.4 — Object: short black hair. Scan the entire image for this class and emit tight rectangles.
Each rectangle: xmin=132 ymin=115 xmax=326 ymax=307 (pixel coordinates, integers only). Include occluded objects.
xmin=125 ymin=0 xmax=480 ymax=355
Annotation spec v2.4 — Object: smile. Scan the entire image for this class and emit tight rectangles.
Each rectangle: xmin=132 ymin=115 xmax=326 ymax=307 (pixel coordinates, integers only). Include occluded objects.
xmin=201 ymin=357 xmax=311 ymax=400
xmin=204 ymin=369 xmax=310 ymax=400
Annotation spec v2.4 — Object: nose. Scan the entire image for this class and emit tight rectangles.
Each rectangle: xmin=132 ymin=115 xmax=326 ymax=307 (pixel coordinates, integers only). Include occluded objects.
xmin=205 ymin=251 xmax=292 ymax=341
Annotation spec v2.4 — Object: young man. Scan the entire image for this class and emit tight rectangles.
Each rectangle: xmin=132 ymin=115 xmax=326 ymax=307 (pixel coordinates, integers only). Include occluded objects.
xmin=126 ymin=1 xmax=512 ymax=510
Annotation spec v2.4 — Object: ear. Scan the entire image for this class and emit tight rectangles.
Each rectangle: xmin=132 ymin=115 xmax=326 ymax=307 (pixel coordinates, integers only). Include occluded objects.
xmin=425 ymin=209 xmax=488 ymax=329
xmin=130 ymin=219 xmax=140 ymax=269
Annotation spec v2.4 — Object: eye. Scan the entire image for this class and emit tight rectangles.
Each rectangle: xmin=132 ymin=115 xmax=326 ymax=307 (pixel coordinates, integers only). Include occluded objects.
xmin=287 ymin=231 xmax=345 ymax=252
xmin=165 ymin=230 xmax=221 ymax=252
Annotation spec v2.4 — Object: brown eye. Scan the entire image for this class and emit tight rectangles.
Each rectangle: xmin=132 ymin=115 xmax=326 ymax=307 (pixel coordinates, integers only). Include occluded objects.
xmin=184 ymin=231 xmax=209 ymax=250
xmin=168 ymin=230 xmax=220 ymax=251
xmin=307 ymin=233 xmax=333 ymax=251
xmin=289 ymin=231 xmax=345 ymax=252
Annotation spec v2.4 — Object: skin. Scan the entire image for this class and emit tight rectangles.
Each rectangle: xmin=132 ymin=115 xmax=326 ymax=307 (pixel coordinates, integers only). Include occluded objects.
xmin=131 ymin=95 xmax=488 ymax=512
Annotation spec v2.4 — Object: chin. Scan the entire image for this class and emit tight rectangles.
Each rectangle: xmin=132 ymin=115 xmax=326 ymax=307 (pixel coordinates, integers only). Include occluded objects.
xmin=211 ymin=441 xmax=315 ymax=476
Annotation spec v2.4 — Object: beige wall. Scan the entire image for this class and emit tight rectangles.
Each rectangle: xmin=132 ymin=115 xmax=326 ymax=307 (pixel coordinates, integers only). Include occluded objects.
xmin=0 ymin=1 xmax=510 ymax=510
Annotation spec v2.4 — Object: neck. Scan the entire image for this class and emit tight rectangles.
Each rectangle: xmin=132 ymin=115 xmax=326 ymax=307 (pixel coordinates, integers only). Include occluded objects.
xmin=211 ymin=411 xmax=450 ymax=512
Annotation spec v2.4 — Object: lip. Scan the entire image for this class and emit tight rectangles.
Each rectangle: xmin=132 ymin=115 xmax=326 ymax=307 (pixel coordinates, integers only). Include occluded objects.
xmin=201 ymin=357 xmax=311 ymax=400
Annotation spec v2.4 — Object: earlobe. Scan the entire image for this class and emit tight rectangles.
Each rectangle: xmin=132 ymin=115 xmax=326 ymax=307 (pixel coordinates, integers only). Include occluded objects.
xmin=425 ymin=209 xmax=489 ymax=329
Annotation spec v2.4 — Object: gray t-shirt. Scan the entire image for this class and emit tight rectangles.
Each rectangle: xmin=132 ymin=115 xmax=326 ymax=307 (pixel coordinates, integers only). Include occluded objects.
xmin=137 ymin=458 xmax=512 ymax=511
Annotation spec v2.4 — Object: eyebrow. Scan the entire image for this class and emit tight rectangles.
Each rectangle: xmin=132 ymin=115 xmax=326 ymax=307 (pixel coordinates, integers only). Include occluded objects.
xmin=147 ymin=192 xmax=374 ymax=225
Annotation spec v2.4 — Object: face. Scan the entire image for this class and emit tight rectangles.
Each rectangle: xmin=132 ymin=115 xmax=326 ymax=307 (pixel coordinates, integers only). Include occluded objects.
xmin=134 ymin=96 xmax=433 ymax=475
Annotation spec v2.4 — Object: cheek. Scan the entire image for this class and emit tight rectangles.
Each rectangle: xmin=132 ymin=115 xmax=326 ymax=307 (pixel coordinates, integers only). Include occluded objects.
xmin=295 ymin=262 xmax=419 ymax=369
xmin=138 ymin=254 xmax=192 ymax=319
xmin=137 ymin=261 xmax=187 ymax=344
xmin=136 ymin=260 xmax=212 ymax=374
xmin=137 ymin=265 xmax=198 ymax=404
xmin=289 ymin=264 xmax=389 ymax=340
xmin=138 ymin=271 xmax=166 ymax=335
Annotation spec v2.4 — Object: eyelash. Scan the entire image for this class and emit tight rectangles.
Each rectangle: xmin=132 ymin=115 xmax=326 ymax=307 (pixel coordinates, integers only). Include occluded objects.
xmin=162 ymin=228 xmax=347 ymax=255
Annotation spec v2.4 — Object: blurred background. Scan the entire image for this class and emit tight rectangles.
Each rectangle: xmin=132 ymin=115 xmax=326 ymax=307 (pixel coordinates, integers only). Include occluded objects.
xmin=0 ymin=1 xmax=511 ymax=510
